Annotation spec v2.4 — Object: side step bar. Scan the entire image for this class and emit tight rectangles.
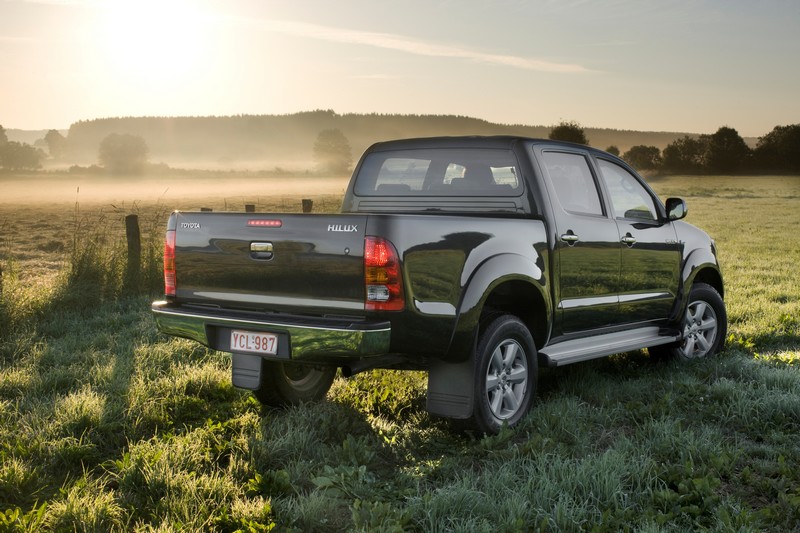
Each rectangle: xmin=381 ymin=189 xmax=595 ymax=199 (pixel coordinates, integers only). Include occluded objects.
xmin=540 ymin=327 xmax=680 ymax=367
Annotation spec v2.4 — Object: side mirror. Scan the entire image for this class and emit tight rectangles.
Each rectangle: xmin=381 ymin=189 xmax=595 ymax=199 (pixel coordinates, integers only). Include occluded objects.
xmin=666 ymin=198 xmax=688 ymax=221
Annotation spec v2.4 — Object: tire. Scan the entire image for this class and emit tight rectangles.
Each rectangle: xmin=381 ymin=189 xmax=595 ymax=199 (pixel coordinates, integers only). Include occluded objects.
xmin=253 ymin=361 xmax=336 ymax=407
xmin=471 ymin=315 xmax=538 ymax=434
xmin=650 ymin=282 xmax=727 ymax=361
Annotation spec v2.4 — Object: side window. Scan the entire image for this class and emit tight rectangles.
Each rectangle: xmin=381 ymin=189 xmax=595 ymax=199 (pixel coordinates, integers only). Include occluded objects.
xmin=541 ymin=152 xmax=603 ymax=216
xmin=597 ymin=160 xmax=658 ymax=221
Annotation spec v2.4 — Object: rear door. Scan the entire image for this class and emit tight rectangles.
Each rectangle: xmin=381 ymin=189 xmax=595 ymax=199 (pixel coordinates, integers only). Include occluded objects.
xmin=538 ymin=150 xmax=621 ymax=335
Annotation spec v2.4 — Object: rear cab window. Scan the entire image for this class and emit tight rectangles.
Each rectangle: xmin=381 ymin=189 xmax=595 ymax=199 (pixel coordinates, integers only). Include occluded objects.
xmin=354 ymin=148 xmax=523 ymax=197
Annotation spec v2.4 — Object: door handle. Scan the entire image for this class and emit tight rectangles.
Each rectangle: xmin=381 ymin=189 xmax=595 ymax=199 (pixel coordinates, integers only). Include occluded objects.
xmin=250 ymin=242 xmax=274 ymax=260
xmin=560 ymin=232 xmax=579 ymax=245
xmin=621 ymin=234 xmax=636 ymax=246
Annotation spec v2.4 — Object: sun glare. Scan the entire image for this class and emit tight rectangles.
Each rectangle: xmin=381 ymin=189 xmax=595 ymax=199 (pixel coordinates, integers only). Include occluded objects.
xmin=99 ymin=0 xmax=213 ymax=84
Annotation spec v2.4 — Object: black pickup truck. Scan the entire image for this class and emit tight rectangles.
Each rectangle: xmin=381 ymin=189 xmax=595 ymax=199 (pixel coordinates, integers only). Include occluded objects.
xmin=152 ymin=136 xmax=726 ymax=433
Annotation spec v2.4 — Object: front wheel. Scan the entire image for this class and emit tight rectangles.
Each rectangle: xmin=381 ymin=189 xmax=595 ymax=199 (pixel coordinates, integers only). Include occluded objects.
xmin=471 ymin=315 xmax=538 ymax=434
xmin=650 ymin=282 xmax=727 ymax=361
xmin=253 ymin=362 xmax=336 ymax=407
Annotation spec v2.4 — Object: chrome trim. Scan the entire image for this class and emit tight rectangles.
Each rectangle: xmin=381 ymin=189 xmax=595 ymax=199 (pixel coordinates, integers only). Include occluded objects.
xmin=559 ymin=295 xmax=618 ymax=310
xmin=151 ymin=301 xmax=391 ymax=361
xmin=250 ymin=242 xmax=273 ymax=253
xmin=191 ymin=291 xmax=365 ymax=311
xmin=619 ymin=292 xmax=672 ymax=303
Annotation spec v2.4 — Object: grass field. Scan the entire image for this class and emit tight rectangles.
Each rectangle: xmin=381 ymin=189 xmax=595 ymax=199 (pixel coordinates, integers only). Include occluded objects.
xmin=0 ymin=173 xmax=799 ymax=531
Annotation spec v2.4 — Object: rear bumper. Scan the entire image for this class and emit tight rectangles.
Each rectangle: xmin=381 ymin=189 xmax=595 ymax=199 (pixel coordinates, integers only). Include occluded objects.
xmin=151 ymin=301 xmax=391 ymax=361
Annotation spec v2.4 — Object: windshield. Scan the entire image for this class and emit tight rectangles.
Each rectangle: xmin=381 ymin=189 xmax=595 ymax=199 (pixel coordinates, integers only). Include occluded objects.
xmin=354 ymin=148 xmax=522 ymax=197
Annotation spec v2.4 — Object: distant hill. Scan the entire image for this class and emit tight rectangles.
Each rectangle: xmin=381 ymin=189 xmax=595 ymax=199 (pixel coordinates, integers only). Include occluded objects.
xmin=10 ymin=112 xmax=758 ymax=170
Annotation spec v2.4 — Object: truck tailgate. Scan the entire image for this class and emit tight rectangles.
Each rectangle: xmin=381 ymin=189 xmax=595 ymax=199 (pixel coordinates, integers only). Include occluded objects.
xmin=173 ymin=212 xmax=368 ymax=315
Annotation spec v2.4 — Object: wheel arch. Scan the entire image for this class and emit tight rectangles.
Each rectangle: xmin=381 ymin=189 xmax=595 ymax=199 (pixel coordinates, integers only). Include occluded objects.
xmin=681 ymin=245 xmax=724 ymax=300
xmin=480 ymin=279 xmax=549 ymax=353
xmin=674 ymin=245 xmax=724 ymax=324
xmin=691 ymin=266 xmax=724 ymax=300
xmin=445 ymin=253 xmax=550 ymax=362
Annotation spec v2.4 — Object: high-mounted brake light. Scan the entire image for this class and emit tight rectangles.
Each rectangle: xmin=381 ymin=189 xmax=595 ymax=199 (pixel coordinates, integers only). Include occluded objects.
xmin=248 ymin=219 xmax=282 ymax=227
xmin=364 ymin=236 xmax=404 ymax=311
xmin=164 ymin=229 xmax=176 ymax=297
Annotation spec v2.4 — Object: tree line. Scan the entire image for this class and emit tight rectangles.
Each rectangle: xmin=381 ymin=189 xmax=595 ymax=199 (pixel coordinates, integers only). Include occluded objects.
xmin=2 ymin=116 xmax=800 ymax=175
xmin=1 ymin=123 xmax=352 ymax=175
xmin=606 ymin=125 xmax=800 ymax=174
xmin=1 ymin=112 xmax=684 ymax=170
xmin=549 ymin=121 xmax=800 ymax=174
xmin=0 ymin=125 xmax=47 ymax=170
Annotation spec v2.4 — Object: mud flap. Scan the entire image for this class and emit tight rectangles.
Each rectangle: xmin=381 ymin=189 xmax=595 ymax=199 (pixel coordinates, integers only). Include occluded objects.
xmin=231 ymin=353 xmax=263 ymax=390
xmin=426 ymin=357 xmax=474 ymax=419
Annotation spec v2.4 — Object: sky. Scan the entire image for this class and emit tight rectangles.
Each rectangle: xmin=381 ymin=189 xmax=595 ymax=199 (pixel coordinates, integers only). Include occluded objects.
xmin=1 ymin=0 xmax=799 ymax=137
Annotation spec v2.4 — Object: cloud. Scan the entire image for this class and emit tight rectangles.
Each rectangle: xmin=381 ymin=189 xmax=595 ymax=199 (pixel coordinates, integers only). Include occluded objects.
xmin=18 ymin=0 xmax=98 ymax=6
xmin=585 ymin=40 xmax=636 ymax=48
xmin=350 ymin=73 xmax=402 ymax=81
xmin=0 ymin=35 xmax=35 ymax=43
xmin=248 ymin=19 xmax=592 ymax=74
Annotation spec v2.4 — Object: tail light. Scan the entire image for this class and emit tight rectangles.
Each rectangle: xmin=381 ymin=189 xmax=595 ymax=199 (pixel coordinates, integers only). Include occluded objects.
xmin=164 ymin=229 xmax=176 ymax=297
xmin=364 ymin=236 xmax=404 ymax=311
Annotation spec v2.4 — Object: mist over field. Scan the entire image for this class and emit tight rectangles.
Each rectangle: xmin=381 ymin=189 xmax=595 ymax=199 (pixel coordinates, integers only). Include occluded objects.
xmin=0 ymin=174 xmax=349 ymax=207
xmin=0 ymin=171 xmax=350 ymax=284
xmin=9 ymin=111 xmax=729 ymax=172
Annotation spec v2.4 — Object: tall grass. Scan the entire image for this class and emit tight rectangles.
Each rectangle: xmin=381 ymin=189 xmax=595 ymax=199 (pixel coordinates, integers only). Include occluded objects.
xmin=63 ymin=201 xmax=167 ymax=301
xmin=0 ymin=204 xmax=165 ymax=342
xmin=0 ymin=176 xmax=799 ymax=531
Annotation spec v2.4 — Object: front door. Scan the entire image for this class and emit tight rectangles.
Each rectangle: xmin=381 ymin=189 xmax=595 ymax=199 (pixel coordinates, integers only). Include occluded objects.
xmin=595 ymin=158 xmax=682 ymax=324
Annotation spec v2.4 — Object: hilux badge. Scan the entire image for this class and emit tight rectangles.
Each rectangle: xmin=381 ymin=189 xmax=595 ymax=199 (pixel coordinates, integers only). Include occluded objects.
xmin=327 ymin=224 xmax=358 ymax=232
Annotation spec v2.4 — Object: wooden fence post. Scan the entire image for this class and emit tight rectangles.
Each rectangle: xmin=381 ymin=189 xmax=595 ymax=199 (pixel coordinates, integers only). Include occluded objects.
xmin=125 ymin=214 xmax=141 ymax=292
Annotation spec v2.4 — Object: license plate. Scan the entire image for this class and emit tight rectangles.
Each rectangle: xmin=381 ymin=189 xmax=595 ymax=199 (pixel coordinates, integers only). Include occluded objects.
xmin=230 ymin=330 xmax=278 ymax=355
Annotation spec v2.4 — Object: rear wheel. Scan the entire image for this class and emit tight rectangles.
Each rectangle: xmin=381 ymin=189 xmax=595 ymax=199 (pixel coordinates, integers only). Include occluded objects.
xmin=650 ymin=282 xmax=727 ymax=361
xmin=472 ymin=315 xmax=538 ymax=434
xmin=253 ymin=362 xmax=336 ymax=407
